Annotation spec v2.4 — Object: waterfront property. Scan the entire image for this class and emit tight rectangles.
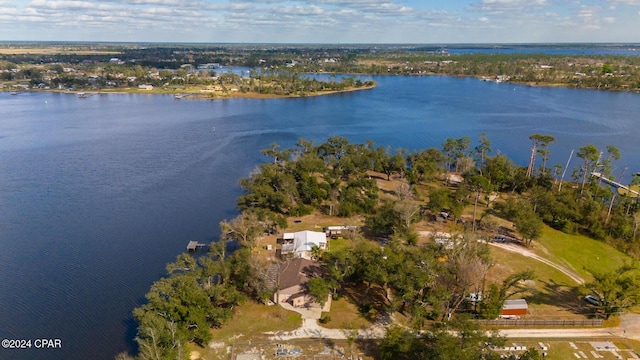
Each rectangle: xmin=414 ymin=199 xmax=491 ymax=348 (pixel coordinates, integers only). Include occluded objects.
xmin=3 ymin=73 xmax=640 ymax=360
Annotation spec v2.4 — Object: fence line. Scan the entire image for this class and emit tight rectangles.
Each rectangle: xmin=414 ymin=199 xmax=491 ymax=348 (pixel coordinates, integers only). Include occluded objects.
xmin=477 ymin=319 xmax=603 ymax=327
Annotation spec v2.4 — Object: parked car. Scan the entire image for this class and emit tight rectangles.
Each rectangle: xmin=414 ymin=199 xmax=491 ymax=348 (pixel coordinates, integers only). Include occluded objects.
xmin=467 ymin=292 xmax=483 ymax=303
xmin=584 ymin=295 xmax=602 ymax=306
xmin=493 ymin=236 xmax=507 ymax=243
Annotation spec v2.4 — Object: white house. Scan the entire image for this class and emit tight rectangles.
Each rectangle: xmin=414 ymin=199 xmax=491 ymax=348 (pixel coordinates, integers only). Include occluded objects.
xmin=281 ymin=230 xmax=327 ymax=259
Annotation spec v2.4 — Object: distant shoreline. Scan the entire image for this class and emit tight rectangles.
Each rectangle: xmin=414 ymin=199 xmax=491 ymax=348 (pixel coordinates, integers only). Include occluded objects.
xmin=6 ymin=74 xmax=640 ymax=96
xmin=3 ymin=83 xmax=377 ymax=99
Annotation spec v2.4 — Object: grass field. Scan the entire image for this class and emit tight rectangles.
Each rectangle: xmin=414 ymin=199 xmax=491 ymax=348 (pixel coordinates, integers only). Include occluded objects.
xmin=190 ymin=300 xmax=302 ymax=359
xmin=483 ymin=220 xmax=634 ymax=319
xmin=320 ymin=295 xmax=375 ymax=330
xmin=488 ymin=246 xmax=589 ymax=318
xmin=534 ymin=226 xmax=631 ymax=280
xmin=209 ymin=300 xmax=301 ymax=343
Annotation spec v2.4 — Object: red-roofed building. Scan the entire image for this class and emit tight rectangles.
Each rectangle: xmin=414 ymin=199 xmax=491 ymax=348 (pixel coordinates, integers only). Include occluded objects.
xmin=501 ymin=299 xmax=528 ymax=317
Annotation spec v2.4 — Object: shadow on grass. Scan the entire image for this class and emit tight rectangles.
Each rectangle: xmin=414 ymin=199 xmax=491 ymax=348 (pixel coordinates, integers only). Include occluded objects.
xmin=527 ymin=279 xmax=599 ymax=317
xmin=342 ymin=282 xmax=390 ymax=323
xmin=355 ymin=338 xmax=381 ymax=359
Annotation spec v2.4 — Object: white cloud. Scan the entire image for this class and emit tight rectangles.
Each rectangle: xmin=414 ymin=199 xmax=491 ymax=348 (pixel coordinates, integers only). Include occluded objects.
xmin=468 ymin=0 xmax=552 ymax=26
xmin=578 ymin=8 xmax=595 ymax=18
xmin=0 ymin=0 xmax=637 ymax=43
xmin=475 ymin=0 xmax=549 ymax=12
xmin=28 ymin=0 xmax=105 ymax=10
xmin=606 ymin=0 xmax=640 ymax=5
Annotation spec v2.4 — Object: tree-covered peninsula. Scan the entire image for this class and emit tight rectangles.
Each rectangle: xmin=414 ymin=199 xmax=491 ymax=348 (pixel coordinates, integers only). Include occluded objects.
xmin=121 ymin=135 xmax=640 ymax=360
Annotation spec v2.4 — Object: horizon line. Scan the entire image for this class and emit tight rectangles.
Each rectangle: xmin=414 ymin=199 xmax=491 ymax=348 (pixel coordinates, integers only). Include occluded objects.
xmin=2 ymin=41 xmax=640 ymax=47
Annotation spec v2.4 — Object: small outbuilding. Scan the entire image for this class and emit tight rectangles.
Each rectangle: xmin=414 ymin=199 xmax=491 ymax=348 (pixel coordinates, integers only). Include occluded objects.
xmin=324 ymin=225 xmax=357 ymax=237
xmin=501 ymin=299 xmax=528 ymax=317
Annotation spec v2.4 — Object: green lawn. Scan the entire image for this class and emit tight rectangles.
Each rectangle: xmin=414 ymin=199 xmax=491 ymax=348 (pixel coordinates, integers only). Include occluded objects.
xmin=489 ymin=246 xmax=576 ymax=286
xmin=489 ymin=246 xmax=589 ymax=318
xmin=328 ymin=237 xmax=352 ymax=253
xmin=534 ymin=226 xmax=631 ymax=281
xmin=209 ymin=300 xmax=301 ymax=342
xmin=487 ymin=223 xmax=635 ymax=318
xmin=189 ymin=300 xmax=301 ymax=359
xmin=321 ymin=296 xmax=374 ymax=330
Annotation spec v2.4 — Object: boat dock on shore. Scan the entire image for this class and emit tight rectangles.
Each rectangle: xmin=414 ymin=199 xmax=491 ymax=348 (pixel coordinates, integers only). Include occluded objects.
xmin=186 ymin=241 xmax=209 ymax=251
xmin=591 ymin=172 xmax=640 ymax=197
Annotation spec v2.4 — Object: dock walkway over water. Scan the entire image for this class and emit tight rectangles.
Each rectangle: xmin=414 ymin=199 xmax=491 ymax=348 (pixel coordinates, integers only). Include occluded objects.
xmin=591 ymin=172 xmax=639 ymax=196
xmin=186 ymin=241 xmax=209 ymax=251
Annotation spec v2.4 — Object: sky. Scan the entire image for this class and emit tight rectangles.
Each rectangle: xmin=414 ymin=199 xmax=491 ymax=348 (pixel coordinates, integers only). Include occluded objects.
xmin=0 ymin=0 xmax=639 ymax=44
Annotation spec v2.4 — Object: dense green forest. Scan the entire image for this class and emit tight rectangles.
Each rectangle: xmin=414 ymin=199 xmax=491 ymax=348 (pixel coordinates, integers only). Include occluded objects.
xmin=238 ymin=136 xmax=639 ymax=249
xmin=122 ymin=135 xmax=640 ymax=360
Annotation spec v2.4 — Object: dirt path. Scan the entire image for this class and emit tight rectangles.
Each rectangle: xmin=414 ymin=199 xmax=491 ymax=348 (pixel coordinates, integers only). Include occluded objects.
xmin=487 ymin=242 xmax=585 ymax=285
xmin=418 ymin=231 xmax=585 ymax=285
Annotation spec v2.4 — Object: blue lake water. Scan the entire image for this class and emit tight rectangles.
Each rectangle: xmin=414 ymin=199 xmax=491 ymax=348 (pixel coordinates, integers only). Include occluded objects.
xmin=1 ymin=76 xmax=639 ymax=359
xmin=408 ymin=43 xmax=640 ymax=56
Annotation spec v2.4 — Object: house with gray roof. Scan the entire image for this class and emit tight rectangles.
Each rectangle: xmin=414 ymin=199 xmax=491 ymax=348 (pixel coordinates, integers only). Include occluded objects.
xmin=281 ymin=230 xmax=327 ymax=260
xmin=273 ymin=258 xmax=329 ymax=311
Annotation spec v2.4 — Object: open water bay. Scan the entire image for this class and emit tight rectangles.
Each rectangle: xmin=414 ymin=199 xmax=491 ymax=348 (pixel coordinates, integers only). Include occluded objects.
xmin=0 ymin=76 xmax=639 ymax=359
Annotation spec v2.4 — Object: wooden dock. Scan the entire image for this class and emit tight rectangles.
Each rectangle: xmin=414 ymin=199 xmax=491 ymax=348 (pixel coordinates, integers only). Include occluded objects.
xmin=187 ymin=241 xmax=208 ymax=251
